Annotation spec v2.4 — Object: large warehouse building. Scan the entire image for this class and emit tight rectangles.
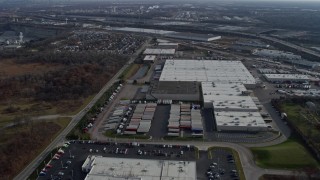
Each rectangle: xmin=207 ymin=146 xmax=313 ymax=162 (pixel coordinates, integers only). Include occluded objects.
xmin=215 ymin=111 xmax=267 ymax=131
xmin=201 ymin=82 xmax=267 ymax=131
xmin=159 ymin=60 xmax=256 ymax=87
xmin=148 ymin=59 xmax=268 ymax=132
xmin=82 ymin=156 xmax=196 ymax=180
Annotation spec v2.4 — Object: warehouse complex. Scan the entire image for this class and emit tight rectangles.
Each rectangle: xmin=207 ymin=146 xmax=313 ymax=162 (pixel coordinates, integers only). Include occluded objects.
xmin=82 ymin=156 xmax=196 ymax=180
xmin=147 ymin=59 xmax=268 ymax=132
xmin=201 ymin=82 xmax=267 ymax=131
xmin=159 ymin=60 xmax=256 ymax=87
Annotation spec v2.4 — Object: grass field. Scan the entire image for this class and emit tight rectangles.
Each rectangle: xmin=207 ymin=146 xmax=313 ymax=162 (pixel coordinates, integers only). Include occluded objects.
xmin=120 ymin=63 xmax=140 ymax=80
xmin=281 ymin=102 xmax=320 ymax=138
xmin=0 ymin=94 xmax=97 ymax=128
xmin=251 ymin=137 xmax=320 ymax=169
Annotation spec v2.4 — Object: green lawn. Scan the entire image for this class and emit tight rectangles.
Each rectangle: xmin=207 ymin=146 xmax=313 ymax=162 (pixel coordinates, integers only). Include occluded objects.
xmin=120 ymin=63 xmax=140 ymax=80
xmin=281 ymin=103 xmax=319 ymax=137
xmin=251 ymin=137 xmax=320 ymax=169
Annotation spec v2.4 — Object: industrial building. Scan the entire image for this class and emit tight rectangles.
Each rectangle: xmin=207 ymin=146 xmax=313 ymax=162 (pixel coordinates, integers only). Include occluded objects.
xmin=143 ymin=48 xmax=176 ymax=60
xmin=201 ymin=82 xmax=267 ymax=132
xmin=159 ymin=60 xmax=256 ymax=88
xmin=263 ymin=74 xmax=310 ymax=83
xmin=165 ymin=32 xmax=221 ymax=42
xmin=252 ymin=49 xmax=301 ymax=60
xmin=215 ymin=111 xmax=268 ymax=131
xmin=202 ymin=82 xmax=250 ymax=108
xmin=143 ymin=48 xmax=176 ymax=55
xmin=157 ymin=42 xmax=179 ymax=49
xmin=258 ymin=68 xmax=278 ymax=74
xmin=280 ymin=58 xmax=320 ymax=69
xmin=82 ymin=156 xmax=197 ymax=180
xmin=144 ymin=55 xmax=156 ymax=63
xmin=147 ymin=81 xmax=200 ymax=101
xmin=146 ymin=60 xmax=269 ymax=132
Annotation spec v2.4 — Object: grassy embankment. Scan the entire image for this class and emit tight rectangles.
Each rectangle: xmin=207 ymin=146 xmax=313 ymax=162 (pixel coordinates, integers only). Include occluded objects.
xmin=251 ymin=136 xmax=320 ymax=169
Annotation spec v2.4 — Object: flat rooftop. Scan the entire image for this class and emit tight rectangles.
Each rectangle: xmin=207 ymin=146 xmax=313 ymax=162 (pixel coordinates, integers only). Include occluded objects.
xmin=202 ymin=82 xmax=247 ymax=96
xmin=158 ymin=43 xmax=179 ymax=46
xmin=202 ymin=82 xmax=258 ymax=111
xmin=215 ymin=111 xmax=267 ymax=128
xmin=151 ymin=81 xmax=199 ymax=95
xmin=84 ymin=156 xmax=196 ymax=180
xmin=160 ymin=60 xmax=256 ymax=85
xmin=143 ymin=48 xmax=176 ymax=55
xmin=144 ymin=55 xmax=156 ymax=61
xmin=212 ymin=96 xmax=259 ymax=112
xmin=264 ymin=74 xmax=310 ymax=80
xmin=258 ymin=68 xmax=278 ymax=74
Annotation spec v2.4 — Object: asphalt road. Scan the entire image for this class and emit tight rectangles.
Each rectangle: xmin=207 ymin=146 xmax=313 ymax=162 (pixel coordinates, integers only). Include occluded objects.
xmin=14 ymin=38 xmax=152 ymax=180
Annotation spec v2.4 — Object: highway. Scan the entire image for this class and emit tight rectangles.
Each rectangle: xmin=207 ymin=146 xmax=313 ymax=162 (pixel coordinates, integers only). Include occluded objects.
xmin=14 ymin=38 xmax=151 ymax=180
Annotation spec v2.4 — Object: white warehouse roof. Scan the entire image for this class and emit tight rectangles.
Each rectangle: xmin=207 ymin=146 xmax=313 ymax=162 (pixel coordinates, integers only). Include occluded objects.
xmin=212 ymin=96 xmax=259 ymax=112
xmin=202 ymin=82 xmax=256 ymax=110
xmin=84 ymin=156 xmax=196 ymax=180
xmin=143 ymin=48 xmax=176 ymax=55
xmin=202 ymin=82 xmax=248 ymax=96
xmin=215 ymin=111 xmax=268 ymax=131
xmin=158 ymin=43 xmax=179 ymax=46
xmin=144 ymin=55 xmax=156 ymax=61
xmin=264 ymin=74 xmax=309 ymax=82
xmin=160 ymin=60 xmax=256 ymax=85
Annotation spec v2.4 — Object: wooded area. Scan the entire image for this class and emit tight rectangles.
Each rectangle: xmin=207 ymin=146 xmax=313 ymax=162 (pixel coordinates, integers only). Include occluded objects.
xmin=0 ymin=49 xmax=128 ymax=102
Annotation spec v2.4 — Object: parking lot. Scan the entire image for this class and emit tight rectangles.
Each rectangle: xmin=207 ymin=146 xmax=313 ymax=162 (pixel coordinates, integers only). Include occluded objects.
xmin=37 ymin=141 xmax=196 ymax=180
xmin=197 ymin=148 xmax=241 ymax=180
xmin=208 ymin=148 xmax=241 ymax=180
